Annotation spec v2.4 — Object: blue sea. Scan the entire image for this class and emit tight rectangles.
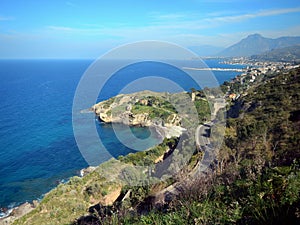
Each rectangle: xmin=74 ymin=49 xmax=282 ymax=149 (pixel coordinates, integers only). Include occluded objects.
xmin=0 ymin=59 xmax=244 ymax=215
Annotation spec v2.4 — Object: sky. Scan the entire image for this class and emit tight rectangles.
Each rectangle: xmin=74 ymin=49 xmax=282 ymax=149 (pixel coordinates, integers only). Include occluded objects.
xmin=0 ymin=0 xmax=300 ymax=59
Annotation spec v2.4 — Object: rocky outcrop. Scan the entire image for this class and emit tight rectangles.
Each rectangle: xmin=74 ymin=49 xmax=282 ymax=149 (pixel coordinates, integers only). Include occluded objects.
xmin=80 ymin=166 xmax=97 ymax=177
xmin=101 ymin=186 xmax=122 ymax=206
xmin=92 ymin=91 xmax=184 ymax=138
xmin=0 ymin=202 xmax=37 ymax=225
xmin=129 ymin=113 xmax=152 ymax=126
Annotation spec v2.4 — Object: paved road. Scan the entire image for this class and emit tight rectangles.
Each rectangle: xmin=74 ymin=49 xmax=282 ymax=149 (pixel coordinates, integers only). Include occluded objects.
xmin=195 ymin=123 xmax=211 ymax=148
xmin=154 ymin=122 xmax=214 ymax=203
xmin=194 ymin=99 xmax=226 ymax=173
xmin=153 ymin=100 xmax=226 ymax=204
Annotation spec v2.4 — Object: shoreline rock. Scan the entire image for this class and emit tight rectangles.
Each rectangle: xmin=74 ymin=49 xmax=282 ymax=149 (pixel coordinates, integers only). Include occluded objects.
xmin=79 ymin=166 xmax=97 ymax=177
xmin=92 ymin=91 xmax=186 ymax=139
xmin=152 ymin=124 xmax=186 ymax=139
xmin=0 ymin=202 xmax=36 ymax=225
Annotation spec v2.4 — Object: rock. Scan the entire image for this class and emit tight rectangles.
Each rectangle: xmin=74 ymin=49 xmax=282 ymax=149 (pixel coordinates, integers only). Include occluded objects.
xmin=0 ymin=202 xmax=35 ymax=225
xmin=32 ymin=200 xmax=39 ymax=208
xmin=92 ymin=91 xmax=187 ymax=142
xmin=165 ymin=114 xmax=181 ymax=127
xmin=154 ymin=155 xmax=164 ymax=163
xmin=0 ymin=216 xmax=12 ymax=225
xmin=130 ymin=113 xmax=151 ymax=126
xmin=80 ymin=166 xmax=96 ymax=177
xmin=10 ymin=202 xmax=33 ymax=217
xmin=101 ymin=186 xmax=122 ymax=206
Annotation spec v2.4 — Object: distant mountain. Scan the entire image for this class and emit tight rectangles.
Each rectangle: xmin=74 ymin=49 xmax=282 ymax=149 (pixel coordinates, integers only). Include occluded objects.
xmin=251 ymin=45 xmax=300 ymax=62
xmin=188 ymin=45 xmax=225 ymax=57
xmin=218 ymin=34 xmax=300 ymax=57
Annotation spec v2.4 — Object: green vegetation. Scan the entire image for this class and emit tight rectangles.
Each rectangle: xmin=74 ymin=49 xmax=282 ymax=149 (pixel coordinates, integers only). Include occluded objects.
xmin=76 ymin=67 xmax=300 ymax=224
xmin=194 ymin=98 xmax=210 ymax=122
xmin=12 ymin=137 xmax=179 ymax=225
xmin=118 ymin=164 xmax=299 ymax=225
xmin=251 ymin=45 xmax=300 ymax=63
xmin=12 ymin=160 xmax=122 ymax=225
xmin=131 ymin=96 xmax=177 ymax=120
xmin=121 ymin=67 xmax=300 ymax=224
xmin=119 ymin=137 xmax=178 ymax=166
xmin=101 ymin=96 xmax=116 ymax=109
xmin=14 ymin=68 xmax=300 ymax=224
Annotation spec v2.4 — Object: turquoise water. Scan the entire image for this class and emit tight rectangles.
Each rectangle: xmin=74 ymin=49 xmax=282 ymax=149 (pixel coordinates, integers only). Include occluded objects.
xmin=0 ymin=59 xmax=244 ymax=215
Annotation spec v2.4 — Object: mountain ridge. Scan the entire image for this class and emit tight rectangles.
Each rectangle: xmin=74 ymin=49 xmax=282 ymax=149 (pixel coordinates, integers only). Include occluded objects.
xmin=218 ymin=33 xmax=300 ymax=57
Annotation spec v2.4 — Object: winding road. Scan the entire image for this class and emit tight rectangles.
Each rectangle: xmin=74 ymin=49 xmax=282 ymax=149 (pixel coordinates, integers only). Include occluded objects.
xmin=153 ymin=98 xmax=226 ymax=204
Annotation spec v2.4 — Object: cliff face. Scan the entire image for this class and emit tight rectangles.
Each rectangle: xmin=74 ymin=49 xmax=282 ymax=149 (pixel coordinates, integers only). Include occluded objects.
xmin=92 ymin=91 xmax=181 ymax=128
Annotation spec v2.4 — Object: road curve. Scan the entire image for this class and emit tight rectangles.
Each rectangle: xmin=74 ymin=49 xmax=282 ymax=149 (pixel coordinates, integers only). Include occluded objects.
xmin=153 ymin=100 xmax=226 ymax=205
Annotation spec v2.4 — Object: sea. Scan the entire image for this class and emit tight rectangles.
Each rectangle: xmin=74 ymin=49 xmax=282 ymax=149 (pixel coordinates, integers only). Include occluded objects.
xmin=0 ymin=59 xmax=245 ymax=216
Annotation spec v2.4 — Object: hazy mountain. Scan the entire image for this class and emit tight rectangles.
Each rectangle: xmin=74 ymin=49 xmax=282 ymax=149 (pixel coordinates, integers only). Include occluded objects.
xmin=188 ymin=45 xmax=225 ymax=57
xmin=218 ymin=34 xmax=300 ymax=57
xmin=251 ymin=45 xmax=300 ymax=62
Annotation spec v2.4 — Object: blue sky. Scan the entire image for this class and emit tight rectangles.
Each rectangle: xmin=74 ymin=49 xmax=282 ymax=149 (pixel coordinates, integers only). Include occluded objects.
xmin=1 ymin=0 xmax=300 ymax=58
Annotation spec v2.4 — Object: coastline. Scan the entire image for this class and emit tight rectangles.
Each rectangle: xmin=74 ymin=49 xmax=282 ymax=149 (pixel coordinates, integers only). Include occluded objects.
xmin=0 ymin=174 xmax=78 ymax=223
xmin=0 ymin=122 xmax=185 ymax=224
xmin=1 ymin=60 xmax=246 ymax=224
xmin=0 ymin=202 xmax=37 ymax=225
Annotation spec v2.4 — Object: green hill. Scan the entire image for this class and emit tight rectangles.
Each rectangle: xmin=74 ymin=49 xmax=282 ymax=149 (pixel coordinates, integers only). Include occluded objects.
xmin=111 ymin=68 xmax=300 ymax=225
xmin=13 ymin=68 xmax=300 ymax=225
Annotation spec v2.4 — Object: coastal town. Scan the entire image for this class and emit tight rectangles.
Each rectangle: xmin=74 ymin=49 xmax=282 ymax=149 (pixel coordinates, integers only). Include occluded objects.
xmin=221 ymin=58 xmax=300 ymax=100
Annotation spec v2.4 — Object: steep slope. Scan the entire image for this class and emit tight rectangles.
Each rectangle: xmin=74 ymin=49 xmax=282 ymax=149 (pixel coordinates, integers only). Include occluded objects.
xmin=90 ymin=67 xmax=300 ymax=224
xmin=12 ymin=68 xmax=300 ymax=225
xmin=251 ymin=45 xmax=300 ymax=62
xmin=219 ymin=34 xmax=300 ymax=57
xmin=12 ymin=91 xmax=210 ymax=225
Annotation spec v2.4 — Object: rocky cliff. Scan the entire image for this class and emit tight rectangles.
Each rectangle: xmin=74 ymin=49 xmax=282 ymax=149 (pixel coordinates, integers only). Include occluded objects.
xmin=92 ymin=91 xmax=184 ymax=138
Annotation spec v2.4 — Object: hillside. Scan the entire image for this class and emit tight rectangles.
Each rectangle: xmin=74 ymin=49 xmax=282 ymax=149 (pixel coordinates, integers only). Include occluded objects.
xmin=11 ymin=68 xmax=300 ymax=225
xmin=250 ymin=45 xmax=300 ymax=62
xmin=11 ymin=90 xmax=210 ymax=225
xmin=103 ymin=68 xmax=300 ymax=225
xmin=76 ymin=67 xmax=300 ymax=224
xmin=219 ymin=34 xmax=300 ymax=57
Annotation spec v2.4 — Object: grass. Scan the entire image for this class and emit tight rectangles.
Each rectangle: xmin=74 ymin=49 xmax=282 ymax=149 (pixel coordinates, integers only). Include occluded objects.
xmin=13 ymin=90 xmax=224 ymax=224
xmin=12 ymin=137 xmax=178 ymax=225
xmin=13 ymin=159 xmax=123 ymax=225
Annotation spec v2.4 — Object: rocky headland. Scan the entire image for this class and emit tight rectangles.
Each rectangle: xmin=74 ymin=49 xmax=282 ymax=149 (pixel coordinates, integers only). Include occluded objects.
xmin=91 ymin=90 xmax=187 ymax=138
xmin=10 ymin=89 xmax=210 ymax=225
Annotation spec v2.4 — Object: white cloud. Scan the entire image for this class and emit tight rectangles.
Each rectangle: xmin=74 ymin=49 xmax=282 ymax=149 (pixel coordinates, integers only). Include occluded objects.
xmin=204 ymin=7 xmax=300 ymax=24
xmin=150 ymin=12 xmax=187 ymax=20
xmin=147 ymin=7 xmax=300 ymax=31
xmin=29 ymin=6 xmax=300 ymax=51
xmin=47 ymin=26 xmax=75 ymax=31
xmin=47 ymin=6 xmax=300 ymax=36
